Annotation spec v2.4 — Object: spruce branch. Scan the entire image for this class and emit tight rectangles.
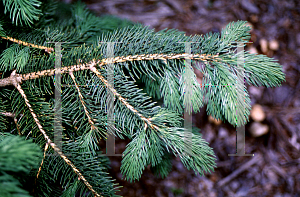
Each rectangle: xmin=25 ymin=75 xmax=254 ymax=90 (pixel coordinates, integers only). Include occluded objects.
xmin=0 ymin=133 xmax=43 ymax=197
xmin=11 ymin=70 xmax=102 ymax=197
xmin=90 ymin=66 xmax=159 ymax=131
xmin=69 ymin=71 xmax=98 ymax=133
xmin=2 ymin=0 xmax=42 ymax=26
xmin=0 ymin=1 xmax=286 ymax=194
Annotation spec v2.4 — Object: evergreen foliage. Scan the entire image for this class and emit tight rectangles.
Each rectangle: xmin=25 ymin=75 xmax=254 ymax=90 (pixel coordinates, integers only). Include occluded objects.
xmin=0 ymin=0 xmax=285 ymax=196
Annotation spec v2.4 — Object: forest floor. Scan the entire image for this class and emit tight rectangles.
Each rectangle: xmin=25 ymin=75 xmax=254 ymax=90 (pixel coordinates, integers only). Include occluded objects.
xmin=65 ymin=0 xmax=300 ymax=196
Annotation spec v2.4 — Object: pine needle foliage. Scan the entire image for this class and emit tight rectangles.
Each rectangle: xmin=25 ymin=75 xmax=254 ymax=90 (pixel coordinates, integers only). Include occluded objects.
xmin=0 ymin=0 xmax=285 ymax=196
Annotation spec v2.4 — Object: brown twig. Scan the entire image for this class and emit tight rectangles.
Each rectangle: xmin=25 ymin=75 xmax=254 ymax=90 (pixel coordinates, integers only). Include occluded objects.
xmin=0 ymin=36 xmax=54 ymax=54
xmin=217 ymin=154 xmax=262 ymax=187
xmin=13 ymin=117 xmax=21 ymax=136
xmin=36 ymin=143 xmax=49 ymax=179
xmin=0 ymin=112 xmax=15 ymax=117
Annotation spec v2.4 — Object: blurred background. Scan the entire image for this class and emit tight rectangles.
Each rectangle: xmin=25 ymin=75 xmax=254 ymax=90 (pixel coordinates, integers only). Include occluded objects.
xmin=60 ymin=0 xmax=300 ymax=196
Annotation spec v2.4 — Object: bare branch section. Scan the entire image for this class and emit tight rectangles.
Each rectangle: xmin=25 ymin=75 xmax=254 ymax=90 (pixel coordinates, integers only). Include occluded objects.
xmin=11 ymin=74 xmax=102 ymax=197
xmin=0 ymin=112 xmax=15 ymax=117
xmin=0 ymin=36 xmax=54 ymax=54
xmin=0 ymin=70 xmax=23 ymax=87
xmin=0 ymin=53 xmax=219 ymax=87
xmin=36 ymin=143 xmax=49 ymax=179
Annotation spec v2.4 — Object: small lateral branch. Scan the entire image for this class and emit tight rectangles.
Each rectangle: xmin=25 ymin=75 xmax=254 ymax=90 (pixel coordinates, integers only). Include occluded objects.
xmin=69 ymin=71 xmax=99 ymax=133
xmin=0 ymin=36 xmax=54 ymax=54
xmin=36 ymin=143 xmax=49 ymax=179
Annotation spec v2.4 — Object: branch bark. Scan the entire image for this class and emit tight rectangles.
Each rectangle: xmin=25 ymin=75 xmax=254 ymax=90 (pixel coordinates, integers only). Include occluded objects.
xmin=0 ymin=53 xmax=218 ymax=87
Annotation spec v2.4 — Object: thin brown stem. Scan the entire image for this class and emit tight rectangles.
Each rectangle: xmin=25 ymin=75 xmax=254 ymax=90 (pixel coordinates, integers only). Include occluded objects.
xmin=14 ymin=117 xmax=21 ymax=136
xmin=0 ymin=36 xmax=54 ymax=54
xmin=69 ymin=71 xmax=99 ymax=133
xmin=36 ymin=143 xmax=49 ymax=179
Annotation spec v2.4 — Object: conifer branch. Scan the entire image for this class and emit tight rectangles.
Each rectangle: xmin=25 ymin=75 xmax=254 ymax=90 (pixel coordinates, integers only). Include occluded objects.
xmin=0 ymin=53 xmax=220 ymax=87
xmin=10 ymin=70 xmax=102 ymax=197
xmin=0 ymin=1 xmax=286 ymax=194
xmin=69 ymin=71 xmax=98 ymax=133
xmin=0 ymin=36 xmax=54 ymax=54
xmin=90 ymin=66 xmax=160 ymax=132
